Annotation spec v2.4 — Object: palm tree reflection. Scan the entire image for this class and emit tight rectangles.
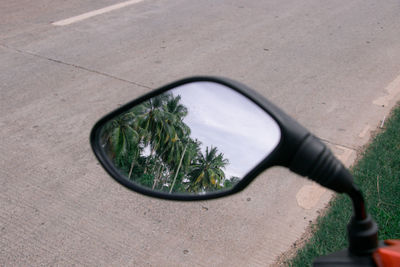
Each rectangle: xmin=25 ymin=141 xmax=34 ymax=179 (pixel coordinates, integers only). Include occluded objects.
xmin=101 ymin=92 xmax=238 ymax=194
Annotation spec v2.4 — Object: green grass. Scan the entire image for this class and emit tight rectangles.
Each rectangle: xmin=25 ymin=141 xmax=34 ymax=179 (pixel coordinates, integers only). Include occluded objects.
xmin=286 ymin=105 xmax=400 ymax=266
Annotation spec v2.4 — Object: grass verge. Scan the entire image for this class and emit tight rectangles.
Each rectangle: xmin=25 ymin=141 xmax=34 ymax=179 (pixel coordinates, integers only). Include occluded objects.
xmin=286 ymin=105 xmax=400 ymax=266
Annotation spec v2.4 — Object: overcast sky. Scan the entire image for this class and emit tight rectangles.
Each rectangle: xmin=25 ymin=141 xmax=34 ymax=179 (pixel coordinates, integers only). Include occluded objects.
xmin=172 ymin=82 xmax=281 ymax=179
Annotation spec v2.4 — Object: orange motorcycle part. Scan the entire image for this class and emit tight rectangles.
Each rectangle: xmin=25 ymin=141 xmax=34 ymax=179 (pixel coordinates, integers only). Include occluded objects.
xmin=373 ymin=240 xmax=400 ymax=267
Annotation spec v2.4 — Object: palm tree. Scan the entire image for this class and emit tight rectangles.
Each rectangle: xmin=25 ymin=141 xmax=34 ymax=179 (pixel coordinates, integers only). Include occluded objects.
xmin=100 ymin=92 xmax=232 ymax=195
xmin=134 ymin=93 xmax=174 ymax=173
xmin=187 ymin=146 xmax=229 ymax=192
xmin=123 ymin=93 xmax=189 ymax=190
xmin=164 ymin=95 xmax=188 ymax=121
xmin=145 ymin=94 xmax=192 ymax=190
xmin=101 ymin=112 xmax=141 ymax=176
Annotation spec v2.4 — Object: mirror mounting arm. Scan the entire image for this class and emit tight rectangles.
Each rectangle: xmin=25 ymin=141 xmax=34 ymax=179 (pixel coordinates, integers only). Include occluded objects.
xmin=289 ymin=134 xmax=378 ymax=255
xmin=347 ymin=186 xmax=378 ymax=255
xmin=289 ymin=134 xmax=354 ymax=193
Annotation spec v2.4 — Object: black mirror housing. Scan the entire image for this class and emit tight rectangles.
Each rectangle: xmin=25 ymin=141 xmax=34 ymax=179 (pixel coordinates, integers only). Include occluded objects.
xmin=90 ymin=76 xmax=353 ymax=200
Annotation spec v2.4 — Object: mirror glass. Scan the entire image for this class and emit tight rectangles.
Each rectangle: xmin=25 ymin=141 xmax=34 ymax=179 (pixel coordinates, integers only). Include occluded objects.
xmin=98 ymin=82 xmax=281 ymax=195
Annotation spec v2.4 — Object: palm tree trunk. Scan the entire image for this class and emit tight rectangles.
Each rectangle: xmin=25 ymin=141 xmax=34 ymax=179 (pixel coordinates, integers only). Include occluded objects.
xmin=128 ymin=160 xmax=135 ymax=179
xmin=169 ymin=144 xmax=187 ymax=193
xmin=152 ymin=164 xmax=164 ymax=190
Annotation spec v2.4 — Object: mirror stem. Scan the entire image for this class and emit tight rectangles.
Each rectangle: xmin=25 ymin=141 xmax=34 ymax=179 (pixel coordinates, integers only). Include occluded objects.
xmin=348 ymin=185 xmax=366 ymax=220
xmin=290 ymin=135 xmax=378 ymax=255
xmin=347 ymin=184 xmax=378 ymax=255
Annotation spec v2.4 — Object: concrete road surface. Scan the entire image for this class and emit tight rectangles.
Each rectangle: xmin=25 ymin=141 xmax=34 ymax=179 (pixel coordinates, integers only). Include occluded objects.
xmin=1 ymin=0 xmax=400 ymax=265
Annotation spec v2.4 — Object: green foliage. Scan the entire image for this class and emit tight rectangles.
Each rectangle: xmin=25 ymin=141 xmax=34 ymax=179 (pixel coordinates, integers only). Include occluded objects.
xmin=224 ymin=176 xmax=241 ymax=189
xmin=101 ymin=92 xmax=235 ymax=194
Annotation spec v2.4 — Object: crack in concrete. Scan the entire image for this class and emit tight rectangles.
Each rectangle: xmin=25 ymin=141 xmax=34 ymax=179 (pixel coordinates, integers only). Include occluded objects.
xmin=0 ymin=43 xmax=152 ymax=90
xmin=318 ymin=137 xmax=357 ymax=152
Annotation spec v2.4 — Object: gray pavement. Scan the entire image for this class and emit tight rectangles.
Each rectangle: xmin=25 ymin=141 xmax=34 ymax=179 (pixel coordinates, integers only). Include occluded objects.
xmin=1 ymin=0 xmax=400 ymax=266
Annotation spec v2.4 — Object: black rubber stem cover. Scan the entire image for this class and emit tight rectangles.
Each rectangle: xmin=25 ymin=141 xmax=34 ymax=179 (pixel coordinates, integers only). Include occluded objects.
xmin=289 ymin=135 xmax=354 ymax=193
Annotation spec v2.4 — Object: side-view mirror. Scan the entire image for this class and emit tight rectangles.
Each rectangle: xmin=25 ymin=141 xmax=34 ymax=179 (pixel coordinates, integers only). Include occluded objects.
xmin=91 ymin=76 xmax=353 ymax=200
xmin=91 ymin=77 xmax=284 ymax=200
xmin=90 ymin=76 xmax=377 ymax=257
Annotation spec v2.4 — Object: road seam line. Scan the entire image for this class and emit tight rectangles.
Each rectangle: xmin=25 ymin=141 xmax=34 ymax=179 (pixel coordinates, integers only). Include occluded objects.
xmin=0 ymin=43 xmax=152 ymax=90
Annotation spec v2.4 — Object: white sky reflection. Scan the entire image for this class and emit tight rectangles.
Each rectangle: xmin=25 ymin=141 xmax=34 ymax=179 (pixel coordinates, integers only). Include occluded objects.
xmin=172 ymin=82 xmax=281 ymax=179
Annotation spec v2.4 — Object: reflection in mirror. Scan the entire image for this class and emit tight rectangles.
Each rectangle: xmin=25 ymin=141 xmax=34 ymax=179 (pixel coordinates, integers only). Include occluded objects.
xmin=99 ymin=82 xmax=281 ymax=195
